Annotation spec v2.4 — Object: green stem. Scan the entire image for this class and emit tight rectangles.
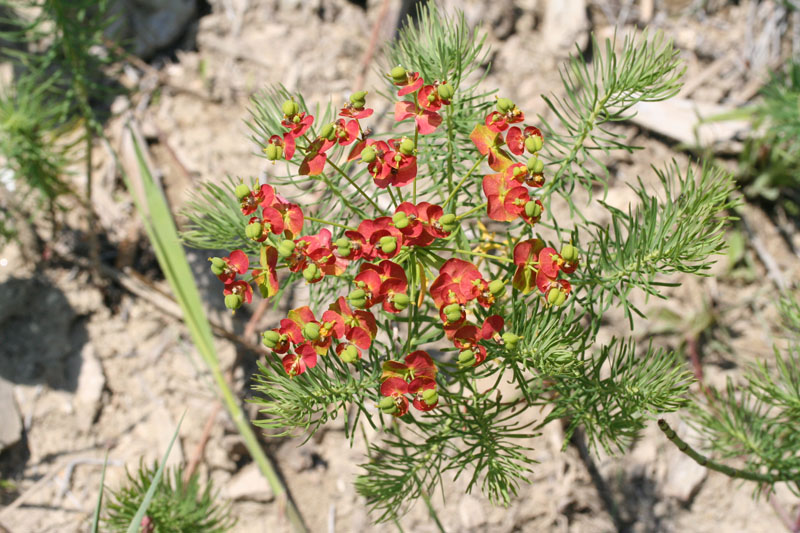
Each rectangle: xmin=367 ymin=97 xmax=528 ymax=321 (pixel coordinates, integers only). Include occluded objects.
xmin=421 ymin=489 xmax=446 ymax=533
xmin=445 ymin=104 xmax=455 ymax=199
xmin=443 ymin=155 xmax=486 ymax=209
xmin=319 ymin=171 xmax=368 ymax=218
xmin=387 ymin=186 xmax=400 ymax=210
xmin=657 ymin=419 xmax=796 ymax=484
xmin=305 ymin=215 xmax=356 ymax=232
xmin=326 ymin=159 xmax=383 ymax=214
xmin=455 ymin=202 xmax=487 ymax=220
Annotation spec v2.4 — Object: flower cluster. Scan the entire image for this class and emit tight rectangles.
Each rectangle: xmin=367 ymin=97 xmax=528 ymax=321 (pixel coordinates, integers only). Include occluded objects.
xmin=209 ymin=67 xmax=580 ymax=419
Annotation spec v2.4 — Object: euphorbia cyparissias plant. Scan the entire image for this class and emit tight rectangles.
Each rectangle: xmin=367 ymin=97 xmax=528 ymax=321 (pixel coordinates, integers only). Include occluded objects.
xmin=209 ymin=66 xmax=579 ymax=417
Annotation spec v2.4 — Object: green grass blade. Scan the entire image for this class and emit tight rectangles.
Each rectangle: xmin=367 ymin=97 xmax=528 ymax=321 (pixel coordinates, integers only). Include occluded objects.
xmin=126 ymin=412 xmax=185 ymax=533
xmin=121 ymin=125 xmax=308 ymax=532
xmin=90 ymin=450 xmax=109 ymax=533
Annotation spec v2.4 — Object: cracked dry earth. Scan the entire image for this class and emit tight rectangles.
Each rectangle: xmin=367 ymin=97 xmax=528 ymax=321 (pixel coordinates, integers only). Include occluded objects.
xmin=2 ymin=0 xmax=800 ymax=532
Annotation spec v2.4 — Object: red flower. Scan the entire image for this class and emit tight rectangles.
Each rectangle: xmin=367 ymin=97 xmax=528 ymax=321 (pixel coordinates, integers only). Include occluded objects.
xmin=329 ymin=296 xmax=376 ymax=349
xmin=470 ymin=124 xmax=513 ymax=172
xmin=394 ymin=71 xmax=423 ymax=96
xmin=481 ymin=315 xmax=504 ymax=341
xmin=453 ymin=324 xmax=487 ymax=366
xmin=382 ymin=140 xmax=418 ymax=187
xmin=512 ymin=239 xmax=545 ymax=294
xmin=339 ymin=104 xmax=373 ymax=120
xmin=482 ymin=173 xmax=529 ymax=222
xmin=213 ymin=250 xmax=249 ymax=283
xmin=332 ymin=119 xmax=359 ymax=146
xmin=282 ymin=111 xmax=314 ymax=138
xmin=418 ymin=85 xmax=443 ymax=112
xmin=264 ymin=133 xmax=296 ymax=161
xmin=394 ymin=101 xmax=442 ymax=135
xmin=282 ymin=343 xmax=318 ymax=377
xmin=353 ymin=268 xmax=383 ymax=308
xmin=299 ymin=137 xmax=334 ymax=176
xmin=379 ymin=377 xmax=410 ymax=417
xmin=408 ymin=377 xmax=438 ymax=411
xmin=241 ymin=184 xmax=275 ymax=216
xmin=223 ymin=279 xmax=253 ymax=304
xmin=269 ymin=195 xmax=304 ymax=239
xmin=484 ymin=107 xmax=524 ymax=134
xmin=505 ymin=126 xmax=543 ymax=156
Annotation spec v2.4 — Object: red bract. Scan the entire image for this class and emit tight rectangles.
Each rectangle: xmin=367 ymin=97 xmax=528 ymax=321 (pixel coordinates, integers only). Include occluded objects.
xmin=485 ymin=107 xmax=524 ymax=134
xmin=418 ymin=85 xmax=443 ymax=112
xmin=481 ymin=315 xmax=504 ymax=341
xmin=482 ymin=173 xmax=528 ymax=222
xmin=394 ymin=101 xmax=442 ymax=135
xmin=282 ymin=111 xmax=314 ymax=138
xmin=329 ymin=296 xmax=376 ymax=349
xmin=453 ymin=324 xmax=488 ymax=366
xmin=394 ymin=71 xmax=423 ymax=96
xmin=282 ymin=343 xmax=318 ymax=377
xmin=339 ymin=103 xmax=373 ymax=120
xmin=506 ymin=126 xmax=543 ymax=156
xmin=270 ymin=196 xmax=304 ymax=239
xmin=241 ymin=184 xmax=275 ymax=216
xmin=253 ymin=245 xmax=279 ymax=298
xmin=408 ymin=377 xmax=438 ymax=411
xmin=214 ymin=250 xmax=249 ymax=283
xmin=223 ymin=279 xmax=253 ymax=304
xmin=287 ymin=306 xmax=330 ymax=355
xmin=353 ymin=268 xmax=382 ymax=308
xmin=470 ymin=124 xmax=513 ymax=171
xmin=299 ymin=137 xmax=333 ymax=176
xmin=538 ymin=247 xmax=561 ymax=278
xmin=379 ymin=377 xmax=410 ymax=417
xmin=404 ymin=350 xmax=437 ymax=379
xmin=333 ymin=119 xmax=359 ymax=146
xmin=265 ymin=133 xmax=296 ymax=160
xmin=439 ymin=259 xmax=482 ymax=301
xmin=512 ymin=239 xmax=545 ymax=294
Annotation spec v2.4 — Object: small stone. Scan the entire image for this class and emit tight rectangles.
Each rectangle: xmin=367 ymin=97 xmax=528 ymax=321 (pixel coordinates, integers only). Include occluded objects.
xmin=223 ymin=463 xmax=275 ymax=502
xmin=74 ymin=345 xmax=106 ymax=429
xmin=0 ymin=377 xmax=22 ymax=452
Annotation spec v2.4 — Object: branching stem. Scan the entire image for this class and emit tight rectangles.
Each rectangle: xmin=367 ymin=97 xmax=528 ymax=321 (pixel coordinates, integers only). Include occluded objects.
xmin=456 ymin=202 xmax=487 ymax=220
xmin=305 ymin=215 xmax=357 ymax=232
xmin=443 ymin=155 xmax=486 ymax=209
xmin=326 ymin=159 xmax=383 ymax=214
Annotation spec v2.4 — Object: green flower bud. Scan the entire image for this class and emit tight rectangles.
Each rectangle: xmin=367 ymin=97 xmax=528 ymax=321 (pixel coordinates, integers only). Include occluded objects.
xmin=361 ymin=145 xmax=377 ymax=163
xmin=302 ymin=263 xmax=319 ymax=282
xmin=302 ymin=322 xmax=321 ymax=341
xmin=265 ymin=144 xmax=281 ymax=161
xmin=348 ymin=289 xmax=367 ymax=309
xmin=439 ymin=213 xmax=458 ymax=232
xmin=443 ymin=303 xmax=462 ymax=323
xmin=340 ymin=344 xmax=359 ymax=364
xmin=502 ymin=332 xmax=519 ymax=349
xmin=334 ymin=237 xmax=350 ymax=249
xmin=496 ymin=97 xmax=514 ymax=113
xmin=292 ymin=115 xmax=301 ymax=124
xmin=379 ymin=396 xmax=397 ymax=413
xmin=524 ymin=201 xmax=543 ymax=219
xmin=390 ymin=66 xmax=407 ymax=83
xmin=547 ymin=288 xmax=567 ymax=307
xmin=350 ymin=91 xmax=368 ymax=105
xmin=422 ymin=388 xmax=438 ymax=404
xmin=235 ymin=183 xmax=251 ymax=200
xmin=399 ymin=138 xmax=415 ymax=156
xmin=526 ymin=156 xmax=544 ymax=174
xmin=262 ymin=330 xmax=281 ymax=349
xmin=437 ymin=83 xmax=454 ymax=100
xmin=488 ymin=279 xmax=505 ymax=296
xmin=427 ymin=92 xmax=437 ymax=103
xmin=525 ymin=134 xmax=543 ymax=153
xmin=320 ymin=122 xmax=336 ymax=141
xmin=282 ymin=99 xmax=299 ymax=116
xmin=379 ymin=236 xmax=397 ymax=255
xmin=210 ymin=257 xmax=226 ymax=276
xmin=513 ymin=166 xmax=525 ymax=178
xmin=245 ymin=221 xmax=263 ymax=240
xmin=224 ymin=293 xmax=243 ymax=311
xmin=278 ymin=240 xmax=295 ymax=258
xmin=458 ymin=349 xmax=476 ymax=364
xmin=392 ymin=293 xmax=410 ymax=311
xmin=561 ymin=244 xmax=579 ymax=263
xmin=392 ymin=211 xmax=408 ymax=224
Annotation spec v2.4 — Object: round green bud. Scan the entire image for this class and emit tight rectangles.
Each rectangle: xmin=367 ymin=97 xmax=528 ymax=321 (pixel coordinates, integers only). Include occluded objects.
xmin=526 ymin=156 xmax=544 ymax=174
xmin=524 ymin=201 xmax=543 ymax=219
xmin=439 ymin=213 xmax=458 ymax=232
xmin=427 ymin=92 xmax=437 ymax=103
xmin=392 ymin=211 xmax=408 ymax=225
xmin=262 ymin=330 xmax=281 ymax=349
xmin=235 ymin=183 xmax=251 ymax=200
xmin=547 ymin=287 xmax=567 ymax=307
xmin=496 ymin=97 xmax=514 ymax=113
xmin=394 ymin=217 xmax=409 ymax=229
xmin=320 ymin=122 xmax=336 ymax=141
xmin=224 ymin=293 xmax=243 ymax=311
xmin=348 ymin=289 xmax=367 ymax=308
xmin=265 ymin=144 xmax=281 ymax=161
xmin=437 ymin=83 xmax=454 ymax=100
xmin=513 ymin=166 xmax=525 ymax=178
xmin=458 ymin=349 xmax=476 ymax=364
xmin=334 ymin=237 xmax=350 ymax=249
xmin=245 ymin=221 xmax=263 ymax=240
xmin=210 ymin=257 xmax=226 ymax=276
xmin=525 ymin=135 xmax=543 ymax=153
xmin=340 ymin=344 xmax=359 ymax=364
xmin=278 ymin=240 xmax=295 ymax=258
xmin=502 ymin=332 xmax=519 ymax=349
xmin=350 ymin=90 xmax=368 ymax=103
xmin=443 ymin=303 xmax=462 ymax=323
xmin=302 ymin=263 xmax=319 ymax=282
xmin=361 ymin=145 xmax=377 ymax=163
xmin=379 ymin=396 xmax=397 ymax=413
xmin=488 ymin=279 xmax=505 ymax=296
xmin=282 ymin=99 xmax=299 ymax=116
xmin=302 ymin=322 xmax=321 ymax=341
xmin=379 ymin=236 xmax=397 ymax=255
xmin=561 ymin=244 xmax=579 ymax=263
xmin=399 ymin=138 xmax=415 ymax=156
xmin=392 ymin=293 xmax=410 ymax=311
xmin=421 ymin=388 xmax=438 ymax=404
xmin=390 ymin=66 xmax=407 ymax=83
